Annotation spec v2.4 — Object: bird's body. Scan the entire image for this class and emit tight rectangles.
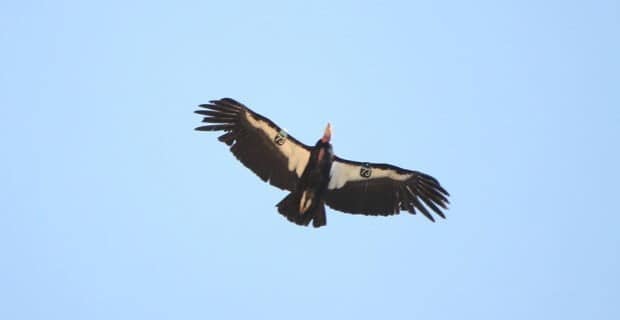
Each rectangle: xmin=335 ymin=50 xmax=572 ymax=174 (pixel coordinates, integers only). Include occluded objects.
xmin=277 ymin=135 xmax=334 ymax=227
xmin=195 ymin=98 xmax=449 ymax=228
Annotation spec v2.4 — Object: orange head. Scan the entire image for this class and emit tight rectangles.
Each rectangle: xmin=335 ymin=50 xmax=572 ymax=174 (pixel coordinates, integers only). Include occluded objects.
xmin=321 ymin=123 xmax=331 ymax=143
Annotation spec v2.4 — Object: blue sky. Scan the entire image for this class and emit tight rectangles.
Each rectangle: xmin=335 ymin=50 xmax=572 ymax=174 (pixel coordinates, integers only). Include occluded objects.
xmin=1 ymin=0 xmax=619 ymax=319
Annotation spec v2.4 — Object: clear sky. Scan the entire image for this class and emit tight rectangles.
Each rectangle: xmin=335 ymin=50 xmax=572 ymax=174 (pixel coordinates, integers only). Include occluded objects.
xmin=1 ymin=0 xmax=619 ymax=319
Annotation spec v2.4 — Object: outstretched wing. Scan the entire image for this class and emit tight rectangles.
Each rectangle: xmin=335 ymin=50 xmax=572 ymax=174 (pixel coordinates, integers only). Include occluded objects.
xmin=195 ymin=98 xmax=311 ymax=191
xmin=325 ymin=156 xmax=449 ymax=221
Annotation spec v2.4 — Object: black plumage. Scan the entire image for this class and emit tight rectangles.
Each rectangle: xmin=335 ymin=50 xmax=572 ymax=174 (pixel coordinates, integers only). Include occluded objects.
xmin=195 ymin=98 xmax=449 ymax=227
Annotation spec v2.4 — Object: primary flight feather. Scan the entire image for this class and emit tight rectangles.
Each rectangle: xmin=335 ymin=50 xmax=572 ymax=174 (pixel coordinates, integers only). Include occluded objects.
xmin=195 ymin=98 xmax=449 ymax=228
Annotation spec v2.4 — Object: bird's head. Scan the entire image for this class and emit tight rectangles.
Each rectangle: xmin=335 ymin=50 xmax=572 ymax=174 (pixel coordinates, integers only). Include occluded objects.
xmin=316 ymin=123 xmax=333 ymax=162
xmin=320 ymin=123 xmax=332 ymax=144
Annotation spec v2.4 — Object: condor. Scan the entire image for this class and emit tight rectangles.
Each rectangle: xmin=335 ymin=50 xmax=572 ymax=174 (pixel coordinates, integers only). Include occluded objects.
xmin=195 ymin=98 xmax=449 ymax=228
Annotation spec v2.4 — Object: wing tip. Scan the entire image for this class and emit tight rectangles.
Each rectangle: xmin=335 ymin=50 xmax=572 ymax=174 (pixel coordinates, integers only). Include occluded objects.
xmin=194 ymin=126 xmax=210 ymax=131
xmin=435 ymin=210 xmax=446 ymax=220
xmin=210 ymin=98 xmax=245 ymax=108
xmin=195 ymin=125 xmax=234 ymax=131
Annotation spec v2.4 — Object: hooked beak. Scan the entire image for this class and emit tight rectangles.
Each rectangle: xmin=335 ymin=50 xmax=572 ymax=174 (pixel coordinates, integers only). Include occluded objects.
xmin=321 ymin=123 xmax=332 ymax=143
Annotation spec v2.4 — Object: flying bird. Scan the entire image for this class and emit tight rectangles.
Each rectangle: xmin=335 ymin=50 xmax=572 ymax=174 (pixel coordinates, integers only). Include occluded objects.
xmin=195 ymin=98 xmax=449 ymax=228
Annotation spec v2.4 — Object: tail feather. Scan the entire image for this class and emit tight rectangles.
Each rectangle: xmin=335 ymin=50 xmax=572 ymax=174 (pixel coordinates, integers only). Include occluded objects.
xmin=277 ymin=191 xmax=327 ymax=228
xmin=277 ymin=191 xmax=303 ymax=225
xmin=312 ymin=202 xmax=326 ymax=228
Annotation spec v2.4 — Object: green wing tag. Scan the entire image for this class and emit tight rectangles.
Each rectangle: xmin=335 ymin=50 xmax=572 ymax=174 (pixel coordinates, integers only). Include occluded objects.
xmin=274 ymin=130 xmax=288 ymax=146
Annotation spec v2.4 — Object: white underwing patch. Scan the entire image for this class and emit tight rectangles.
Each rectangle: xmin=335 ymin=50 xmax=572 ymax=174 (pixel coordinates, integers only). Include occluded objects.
xmin=244 ymin=111 xmax=310 ymax=178
xmin=328 ymin=160 xmax=413 ymax=190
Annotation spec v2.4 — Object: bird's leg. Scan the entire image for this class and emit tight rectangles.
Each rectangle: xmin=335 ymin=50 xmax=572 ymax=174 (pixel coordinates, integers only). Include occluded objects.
xmin=299 ymin=190 xmax=314 ymax=214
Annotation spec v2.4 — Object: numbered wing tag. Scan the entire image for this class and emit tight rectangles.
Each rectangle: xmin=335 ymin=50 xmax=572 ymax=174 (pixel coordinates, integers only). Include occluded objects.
xmin=359 ymin=162 xmax=372 ymax=178
xmin=274 ymin=130 xmax=288 ymax=146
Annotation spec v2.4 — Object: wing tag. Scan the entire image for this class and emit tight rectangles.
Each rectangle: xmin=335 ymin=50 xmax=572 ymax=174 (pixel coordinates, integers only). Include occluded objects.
xmin=360 ymin=163 xmax=372 ymax=178
xmin=274 ymin=130 xmax=288 ymax=146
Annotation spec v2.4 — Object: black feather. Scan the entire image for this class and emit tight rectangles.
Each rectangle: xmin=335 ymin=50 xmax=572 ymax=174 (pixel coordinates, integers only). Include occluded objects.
xmin=416 ymin=189 xmax=446 ymax=219
xmin=410 ymin=196 xmax=435 ymax=222
xmin=194 ymin=110 xmax=237 ymax=118
xmin=215 ymin=98 xmax=244 ymax=109
xmin=217 ymin=132 xmax=237 ymax=145
xmin=194 ymin=124 xmax=235 ymax=131
xmin=202 ymin=117 xmax=235 ymax=123
xmin=200 ymin=103 xmax=239 ymax=113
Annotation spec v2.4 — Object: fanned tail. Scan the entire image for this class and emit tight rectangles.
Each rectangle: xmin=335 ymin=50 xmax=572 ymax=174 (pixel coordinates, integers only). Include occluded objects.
xmin=276 ymin=191 xmax=327 ymax=228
